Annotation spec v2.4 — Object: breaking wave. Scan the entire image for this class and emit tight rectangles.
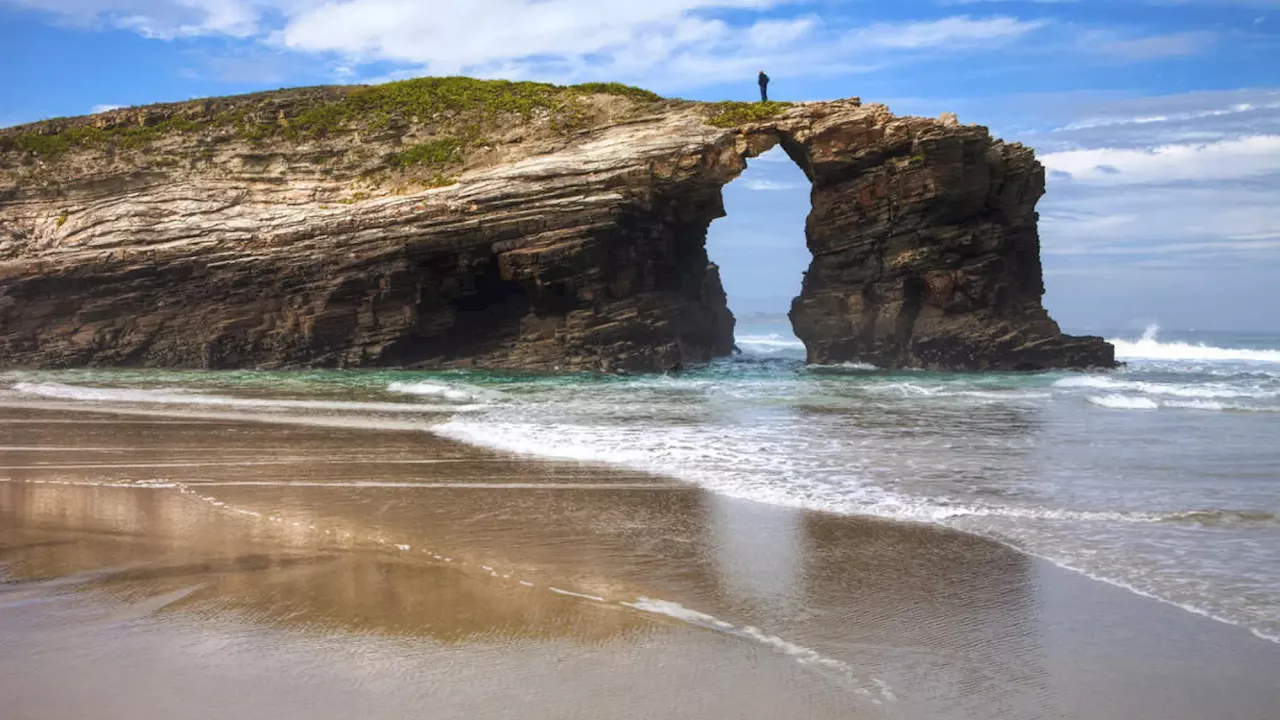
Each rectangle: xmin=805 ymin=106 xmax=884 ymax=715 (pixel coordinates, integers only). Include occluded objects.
xmin=1110 ymin=325 xmax=1280 ymax=363
xmin=737 ymin=333 xmax=805 ymax=355
xmin=1053 ymin=374 xmax=1276 ymax=399
xmin=432 ymin=414 xmax=1271 ymax=526
xmin=1086 ymin=394 xmax=1159 ymax=410
xmin=1056 ymin=373 xmax=1278 ymax=412
xmin=387 ymin=380 xmax=500 ymax=402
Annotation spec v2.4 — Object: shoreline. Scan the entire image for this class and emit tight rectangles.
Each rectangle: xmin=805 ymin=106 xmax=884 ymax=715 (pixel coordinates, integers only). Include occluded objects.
xmin=2 ymin=404 xmax=1279 ymax=719
xmin=2 ymin=396 xmax=1278 ymax=646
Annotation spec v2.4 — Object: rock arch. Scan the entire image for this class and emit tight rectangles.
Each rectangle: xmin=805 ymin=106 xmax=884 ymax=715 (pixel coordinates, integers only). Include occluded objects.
xmin=0 ymin=97 xmax=1113 ymax=372
xmin=664 ymin=101 xmax=1114 ymax=371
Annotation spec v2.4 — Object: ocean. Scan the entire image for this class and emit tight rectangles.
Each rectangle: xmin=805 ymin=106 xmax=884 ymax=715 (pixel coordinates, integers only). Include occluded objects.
xmin=2 ymin=320 xmax=1277 ymax=645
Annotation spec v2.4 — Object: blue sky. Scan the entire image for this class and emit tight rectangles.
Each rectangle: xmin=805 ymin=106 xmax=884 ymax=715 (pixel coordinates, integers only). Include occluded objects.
xmin=2 ymin=0 xmax=1278 ymax=332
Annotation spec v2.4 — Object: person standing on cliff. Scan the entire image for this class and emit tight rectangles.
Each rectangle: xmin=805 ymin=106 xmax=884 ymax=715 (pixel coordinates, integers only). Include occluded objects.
xmin=758 ymin=71 xmax=770 ymax=103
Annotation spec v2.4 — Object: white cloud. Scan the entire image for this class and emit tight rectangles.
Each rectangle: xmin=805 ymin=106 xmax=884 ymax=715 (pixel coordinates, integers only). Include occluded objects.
xmin=1040 ymin=135 xmax=1280 ymax=184
xmin=91 ymin=103 xmax=125 ymax=113
xmin=1006 ymin=88 xmax=1280 ymax=296
xmin=1088 ymin=30 xmax=1217 ymax=60
xmin=1056 ymin=99 xmax=1280 ymax=133
xmin=276 ymin=6 xmax=1045 ymax=85
xmin=1040 ymin=181 xmax=1280 ymax=272
xmin=743 ymin=179 xmax=801 ymax=191
xmin=2 ymin=0 xmax=1056 ymax=90
xmin=847 ymin=16 xmax=1046 ymax=50
xmin=9 ymin=0 xmax=265 ymax=38
xmin=746 ymin=16 xmax=817 ymax=48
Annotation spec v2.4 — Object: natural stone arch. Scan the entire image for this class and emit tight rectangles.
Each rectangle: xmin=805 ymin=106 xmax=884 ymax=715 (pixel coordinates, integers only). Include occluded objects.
xmin=0 ymin=94 xmax=1112 ymax=372
xmin=705 ymin=104 xmax=1113 ymax=371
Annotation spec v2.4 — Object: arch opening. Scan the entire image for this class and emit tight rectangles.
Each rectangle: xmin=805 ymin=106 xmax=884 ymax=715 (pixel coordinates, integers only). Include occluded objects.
xmin=706 ymin=146 xmax=813 ymax=362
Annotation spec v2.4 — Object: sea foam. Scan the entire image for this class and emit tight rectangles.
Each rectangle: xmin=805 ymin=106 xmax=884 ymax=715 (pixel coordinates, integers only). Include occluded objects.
xmin=1109 ymin=325 xmax=1280 ymax=363
xmin=621 ymin=596 xmax=897 ymax=701
xmin=8 ymin=381 xmax=480 ymax=414
xmin=736 ymin=333 xmax=806 ymax=355
xmin=387 ymin=380 xmax=499 ymax=402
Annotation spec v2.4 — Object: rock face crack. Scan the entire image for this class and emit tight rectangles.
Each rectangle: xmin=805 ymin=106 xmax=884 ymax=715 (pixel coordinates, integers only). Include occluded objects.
xmin=0 ymin=96 xmax=1114 ymax=372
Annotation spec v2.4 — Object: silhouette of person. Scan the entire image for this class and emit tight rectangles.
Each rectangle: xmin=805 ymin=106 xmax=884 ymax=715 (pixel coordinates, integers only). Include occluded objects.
xmin=758 ymin=71 xmax=770 ymax=103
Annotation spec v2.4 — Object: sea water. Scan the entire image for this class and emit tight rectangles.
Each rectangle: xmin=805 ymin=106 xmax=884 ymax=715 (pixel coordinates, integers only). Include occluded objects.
xmin=2 ymin=322 xmax=1277 ymax=644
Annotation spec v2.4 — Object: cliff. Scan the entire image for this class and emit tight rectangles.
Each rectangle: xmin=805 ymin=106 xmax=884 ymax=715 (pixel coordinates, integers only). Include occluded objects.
xmin=0 ymin=77 xmax=1114 ymax=372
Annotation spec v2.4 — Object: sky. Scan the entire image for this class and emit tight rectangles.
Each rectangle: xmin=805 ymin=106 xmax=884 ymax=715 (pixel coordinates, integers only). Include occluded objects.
xmin=1 ymin=1 xmax=1278 ymax=333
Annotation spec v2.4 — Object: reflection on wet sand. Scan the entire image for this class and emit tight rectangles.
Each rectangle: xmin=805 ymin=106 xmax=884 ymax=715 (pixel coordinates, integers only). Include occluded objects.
xmin=2 ymin=407 xmax=1279 ymax=720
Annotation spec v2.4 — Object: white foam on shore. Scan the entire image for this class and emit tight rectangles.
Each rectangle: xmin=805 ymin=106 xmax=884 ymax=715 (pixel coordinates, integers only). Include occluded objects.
xmin=995 ymin=539 xmax=1280 ymax=646
xmin=1109 ymin=325 xmax=1280 ymax=363
xmin=0 ymin=478 xmax=180 ymax=489
xmin=8 ymin=381 xmax=483 ymax=414
xmin=622 ymin=596 xmax=896 ymax=701
xmin=156 ymin=480 xmax=673 ymax=490
xmin=0 ymin=399 xmax=454 ymax=433
xmin=434 ymin=415 xmax=1263 ymax=527
xmin=433 ymin=408 xmax=1280 ymax=644
xmin=549 ymin=587 xmax=606 ymax=603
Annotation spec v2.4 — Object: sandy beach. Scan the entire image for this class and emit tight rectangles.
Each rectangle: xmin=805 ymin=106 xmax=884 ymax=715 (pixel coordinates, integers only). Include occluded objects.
xmin=1 ymin=405 xmax=1278 ymax=720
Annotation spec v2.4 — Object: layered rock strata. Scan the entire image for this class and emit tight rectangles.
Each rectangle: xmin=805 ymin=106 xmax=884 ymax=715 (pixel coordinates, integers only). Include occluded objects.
xmin=0 ymin=82 xmax=1113 ymax=372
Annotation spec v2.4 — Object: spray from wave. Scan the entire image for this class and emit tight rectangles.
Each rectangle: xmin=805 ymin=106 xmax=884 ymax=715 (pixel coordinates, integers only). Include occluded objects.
xmin=736 ymin=333 xmax=806 ymax=355
xmin=1109 ymin=325 xmax=1280 ymax=363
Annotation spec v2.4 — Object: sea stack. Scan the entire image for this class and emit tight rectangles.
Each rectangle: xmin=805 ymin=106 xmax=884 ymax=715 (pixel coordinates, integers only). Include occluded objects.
xmin=0 ymin=78 xmax=1115 ymax=372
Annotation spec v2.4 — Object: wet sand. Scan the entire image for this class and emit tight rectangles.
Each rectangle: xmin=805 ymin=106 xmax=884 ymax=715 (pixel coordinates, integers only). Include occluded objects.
xmin=1 ymin=406 xmax=1277 ymax=720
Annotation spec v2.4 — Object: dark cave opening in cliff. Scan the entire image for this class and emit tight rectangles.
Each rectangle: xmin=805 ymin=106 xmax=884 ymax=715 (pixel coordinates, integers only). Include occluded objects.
xmin=705 ymin=146 xmax=813 ymax=357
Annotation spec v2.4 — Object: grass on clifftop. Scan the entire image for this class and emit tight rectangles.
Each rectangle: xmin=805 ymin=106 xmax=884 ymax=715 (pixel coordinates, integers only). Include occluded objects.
xmin=281 ymin=77 xmax=661 ymax=137
xmin=0 ymin=77 xmax=666 ymax=160
xmin=1 ymin=78 xmax=792 ymax=170
xmin=705 ymin=101 xmax=793 ymax=128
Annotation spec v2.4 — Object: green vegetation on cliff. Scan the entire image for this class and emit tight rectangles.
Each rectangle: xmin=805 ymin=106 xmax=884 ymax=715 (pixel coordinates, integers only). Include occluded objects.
xmin=0 ymin=77 xmax=667 ymax=160
xmin=0 ymin=77 xmax=796 ymax=189
xmin=390 ymin=137 xmax=464 ymax=167
xmin=281 ymin=77 xmax=659 ymax=138
xmin=5 ymin=116 xmax=206 ymax=157
xmin=704 ymin=101 xmax=793 ymax=128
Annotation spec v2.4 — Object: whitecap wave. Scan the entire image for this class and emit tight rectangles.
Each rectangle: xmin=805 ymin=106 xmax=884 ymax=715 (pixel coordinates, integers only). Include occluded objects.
xmin=1078 ymin=391 xmax=1272 ymax=412
xmin=1055 ymin=375 xmax=1276 ymax=400
xmin=806 ymin=362 xmax=881 ymax=373
xmin=737 ymin=333 xmax=806 ymax=355
xmin=387 ymin=380 xmax=499 ymax=402
xmin=1109 ymin=325 xmax=1280 ymax=363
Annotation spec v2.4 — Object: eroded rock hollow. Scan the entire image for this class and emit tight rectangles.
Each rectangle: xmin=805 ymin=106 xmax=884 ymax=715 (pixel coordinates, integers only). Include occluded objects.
xmin=0 ymin=81 xmax=1114 ymax=372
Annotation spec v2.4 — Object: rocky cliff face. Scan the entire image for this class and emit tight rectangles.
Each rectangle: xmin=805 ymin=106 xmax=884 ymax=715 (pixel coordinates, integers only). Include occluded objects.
xmin=0 ymin=79 xmax=1113 ymax=372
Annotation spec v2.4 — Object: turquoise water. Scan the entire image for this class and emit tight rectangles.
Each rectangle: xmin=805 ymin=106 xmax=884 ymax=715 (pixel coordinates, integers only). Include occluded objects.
xmin=2 ymin=322 xmax=1278 ymax=643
